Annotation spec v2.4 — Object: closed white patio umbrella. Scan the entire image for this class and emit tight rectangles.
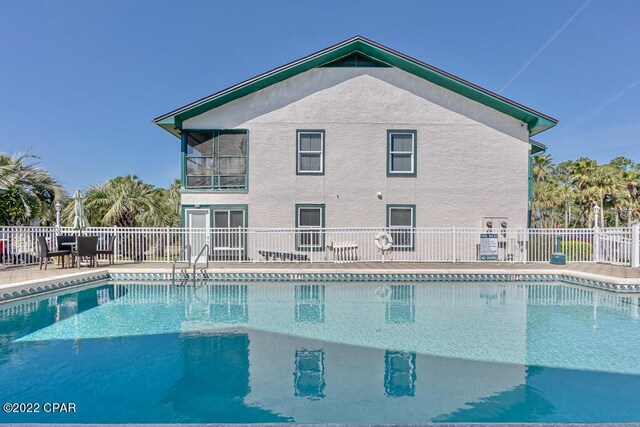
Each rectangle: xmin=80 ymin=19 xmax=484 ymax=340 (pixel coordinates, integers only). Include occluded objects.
xmin=72 ymin=189 xmax=88 ymax=234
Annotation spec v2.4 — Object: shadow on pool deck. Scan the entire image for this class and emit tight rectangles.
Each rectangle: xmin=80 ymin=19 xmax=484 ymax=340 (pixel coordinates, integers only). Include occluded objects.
xmin=1 ymin=260 xmax=639 ymax=287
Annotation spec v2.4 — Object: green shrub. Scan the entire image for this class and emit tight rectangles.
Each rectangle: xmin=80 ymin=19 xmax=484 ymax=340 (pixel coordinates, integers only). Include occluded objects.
xmin=560 ymin=241 xmax=593 ymax=261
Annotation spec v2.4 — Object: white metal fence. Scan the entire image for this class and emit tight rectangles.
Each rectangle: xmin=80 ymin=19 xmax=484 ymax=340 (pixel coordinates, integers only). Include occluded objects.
xmin=1 ymin=225 xmax=639 ymax=267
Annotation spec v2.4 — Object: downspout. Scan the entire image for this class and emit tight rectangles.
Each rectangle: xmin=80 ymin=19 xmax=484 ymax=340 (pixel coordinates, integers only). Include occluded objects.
xmin=528 ymin=149 xmax=534 ymax=228
xmin=528 ymin=138 xmax=547 ymax=228
xmin=180 ymin=129 xmax=186 ymax=228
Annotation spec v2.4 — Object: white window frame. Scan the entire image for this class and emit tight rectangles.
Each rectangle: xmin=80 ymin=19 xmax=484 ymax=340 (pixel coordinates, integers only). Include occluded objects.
xmin=297 ymin=131 xmax=324 ymax=174
xmin=388 ymin=206 xmax=415 ymax=249
xmin=388 ymin=131 xmax=415 ymax=175
xmin=212 ymin=209 xmax=245 ymax=251
xmin=296 ymin=205 xmax=324 ymax=250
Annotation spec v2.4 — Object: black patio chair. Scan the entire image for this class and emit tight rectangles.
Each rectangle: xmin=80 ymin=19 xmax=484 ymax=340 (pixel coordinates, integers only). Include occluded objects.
xmin=37 ymin=236 xmax=71 ymax=270
xmin=97 ymin=235 xmax=116 ymax=265
xmin=71 ymin=236 xmax=98 ymax=268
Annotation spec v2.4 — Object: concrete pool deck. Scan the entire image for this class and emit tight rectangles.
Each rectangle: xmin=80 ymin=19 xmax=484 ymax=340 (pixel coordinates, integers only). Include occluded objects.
xmin=1 ymin=261 xmax=640 ymax=290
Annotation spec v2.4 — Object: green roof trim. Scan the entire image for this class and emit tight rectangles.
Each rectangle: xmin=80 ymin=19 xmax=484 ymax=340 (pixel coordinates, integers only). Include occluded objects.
xmin=322 ymin=51 xmax=391 ymax=68
xmin=530 ymin=139 xmax=547 ymax=154
xmin=153 ymin=36 xmax=558 ymax=138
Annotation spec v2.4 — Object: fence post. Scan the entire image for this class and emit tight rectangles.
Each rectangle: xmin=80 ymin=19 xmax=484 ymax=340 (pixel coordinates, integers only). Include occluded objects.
xmin=593 ymin=227 xmax=600 ymax=263
xmin=238 ymin=226 xmax=242 ymax=264
xmin=632 ymin=223 xmax=640 ymax=268
xmin=452 ymin=226 xmax=456 ymax=263
xmin=166 ymin=227 xmax=170 ymax=263
xmin=113 ymin=226 xmax=118 ymax=264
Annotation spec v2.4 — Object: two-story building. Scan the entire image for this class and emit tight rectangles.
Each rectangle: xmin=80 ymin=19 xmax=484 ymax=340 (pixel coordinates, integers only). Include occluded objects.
xmin=153 ymin=36 xmax=556 ymax=259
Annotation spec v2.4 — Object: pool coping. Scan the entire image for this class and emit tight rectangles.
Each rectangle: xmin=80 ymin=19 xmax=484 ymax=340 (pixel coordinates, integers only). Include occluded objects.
xmin=1 ymin=266 xmax=640 ymax=304
xmin=4 ymin=423 xmax=640 ymax=426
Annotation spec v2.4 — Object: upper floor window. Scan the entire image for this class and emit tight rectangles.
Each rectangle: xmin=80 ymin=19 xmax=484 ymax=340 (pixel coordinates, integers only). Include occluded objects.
xmin=297 ymin=130 xmax=324 ymax=175
xmin=387 ymin=130 xmax=416 ymax=176
xmin=184 ymin=130 xmax=248 ymax=190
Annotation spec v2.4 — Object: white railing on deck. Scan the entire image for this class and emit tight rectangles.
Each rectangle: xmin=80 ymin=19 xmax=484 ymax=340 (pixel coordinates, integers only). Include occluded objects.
xmin=0 ymin=225 xmax=638 ymax=266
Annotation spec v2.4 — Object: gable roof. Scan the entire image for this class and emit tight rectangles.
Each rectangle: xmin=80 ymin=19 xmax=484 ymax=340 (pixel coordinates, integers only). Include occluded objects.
xmin=153 ymin=36 xmax=558 ymax=138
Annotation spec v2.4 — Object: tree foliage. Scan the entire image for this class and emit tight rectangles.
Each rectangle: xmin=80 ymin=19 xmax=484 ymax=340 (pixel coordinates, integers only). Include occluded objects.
xmin=532 ymin=155 xmax=640 ymax=228
xmin=0 ymin=152 xmax=67 ymax=226
xmin=62 ymin=175 xmax=181 ymax=227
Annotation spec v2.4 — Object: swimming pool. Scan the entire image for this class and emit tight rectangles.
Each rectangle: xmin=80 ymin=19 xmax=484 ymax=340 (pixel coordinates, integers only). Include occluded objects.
xmin=1 ymin=280 xmax=639 ymax=423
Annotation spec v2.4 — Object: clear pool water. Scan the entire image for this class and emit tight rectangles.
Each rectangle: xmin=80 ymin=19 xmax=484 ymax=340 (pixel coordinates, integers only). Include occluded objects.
xmin=1 ymin=281 xmax=640 ymax=423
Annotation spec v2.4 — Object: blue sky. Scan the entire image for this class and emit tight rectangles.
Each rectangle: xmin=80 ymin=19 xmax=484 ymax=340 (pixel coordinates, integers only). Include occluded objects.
xmin=1 ymin=0 xmax=638 ymax=192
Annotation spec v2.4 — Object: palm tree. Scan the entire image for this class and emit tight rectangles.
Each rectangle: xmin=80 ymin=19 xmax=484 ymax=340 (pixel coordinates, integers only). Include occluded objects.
xmin=553 ymin=161 xmax=577 ymax=228
xmin=570 ymin=158 xmax=597 ymax=227
xmin=64 ymin=175 xmax=166 ymax=227
xmin=533 ymin=181 xmax=562 ymax=227
xmin=621 ymin=168 xmax=640 ymax=226
xmin=532 ymin=154 xmax=553 ymax=183
xmin=166 ymin=178 xmax=181 ymax=224
xmin=532 ymin=156 xmax=640 ymax=229
xmin=62 ymin=175 xmax=182 ymax=228
xmin=588 ymin=165 xmax=622 ymax=227
xmin=0 ymin=152 xmax=67 ymax=225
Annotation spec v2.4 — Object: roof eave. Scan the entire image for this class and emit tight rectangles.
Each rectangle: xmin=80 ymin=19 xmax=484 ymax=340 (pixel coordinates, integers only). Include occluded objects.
xmin=529 ymin=138 xmax=547 ymax=154
xmin=153 ymin=36 xmax=558 ymax=139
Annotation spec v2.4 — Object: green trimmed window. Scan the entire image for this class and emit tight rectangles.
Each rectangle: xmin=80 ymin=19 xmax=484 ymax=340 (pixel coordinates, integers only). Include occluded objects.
xmin=387 ymin=130 xmax=416 ymax=176
xmin=297 ymin=130 xmax=324 ymax=174
xmin=184 ymin=130 xmax=248 ymax=190
xmin=212 ymin=207 xmax=246 ymax=260
xmin=296 ymin=204 xmax=325 ymax=251
xmin=387 ymin=205 xmax=415 ymax=250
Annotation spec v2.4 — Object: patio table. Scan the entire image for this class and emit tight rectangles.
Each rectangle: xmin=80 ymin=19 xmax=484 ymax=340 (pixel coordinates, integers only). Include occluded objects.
xmin=60 ymin=242 xmax=77 ymax=250
xmin=61 ymin=241 xmax=95 ymax=267
xmin=55 ymin=241 xmax=76 ymax=268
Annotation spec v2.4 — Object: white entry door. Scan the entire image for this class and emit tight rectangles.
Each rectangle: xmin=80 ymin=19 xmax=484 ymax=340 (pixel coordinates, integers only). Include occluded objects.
xmin=186 ymin=209 xmax=210 ymax=263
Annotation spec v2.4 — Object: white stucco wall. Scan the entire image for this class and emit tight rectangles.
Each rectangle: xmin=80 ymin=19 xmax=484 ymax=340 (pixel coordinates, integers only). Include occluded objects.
xmin=181 ymin=67 xmax=531 ymax=228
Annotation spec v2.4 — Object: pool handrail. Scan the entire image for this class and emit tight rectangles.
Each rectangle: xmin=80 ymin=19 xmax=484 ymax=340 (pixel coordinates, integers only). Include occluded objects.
xmin=171 ymin=244 xmax=191 ymax=285
xmin=192 ymin=244 xmax=210 ymax=285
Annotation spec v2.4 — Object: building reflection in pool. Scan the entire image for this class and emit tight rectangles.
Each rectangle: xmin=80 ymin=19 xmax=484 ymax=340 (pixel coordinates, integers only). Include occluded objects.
xmin=6 ymin=281 xmax=640 ymax=422
xmin=384 ymin=350 xmax=416 ymax=397
xmin=295 ymin=285 xmax=325 ymax=323
xmin=385 ymin=285 xmax=415 ymax=324
xmin=294 ymin=349 xmax=326 ymax=399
